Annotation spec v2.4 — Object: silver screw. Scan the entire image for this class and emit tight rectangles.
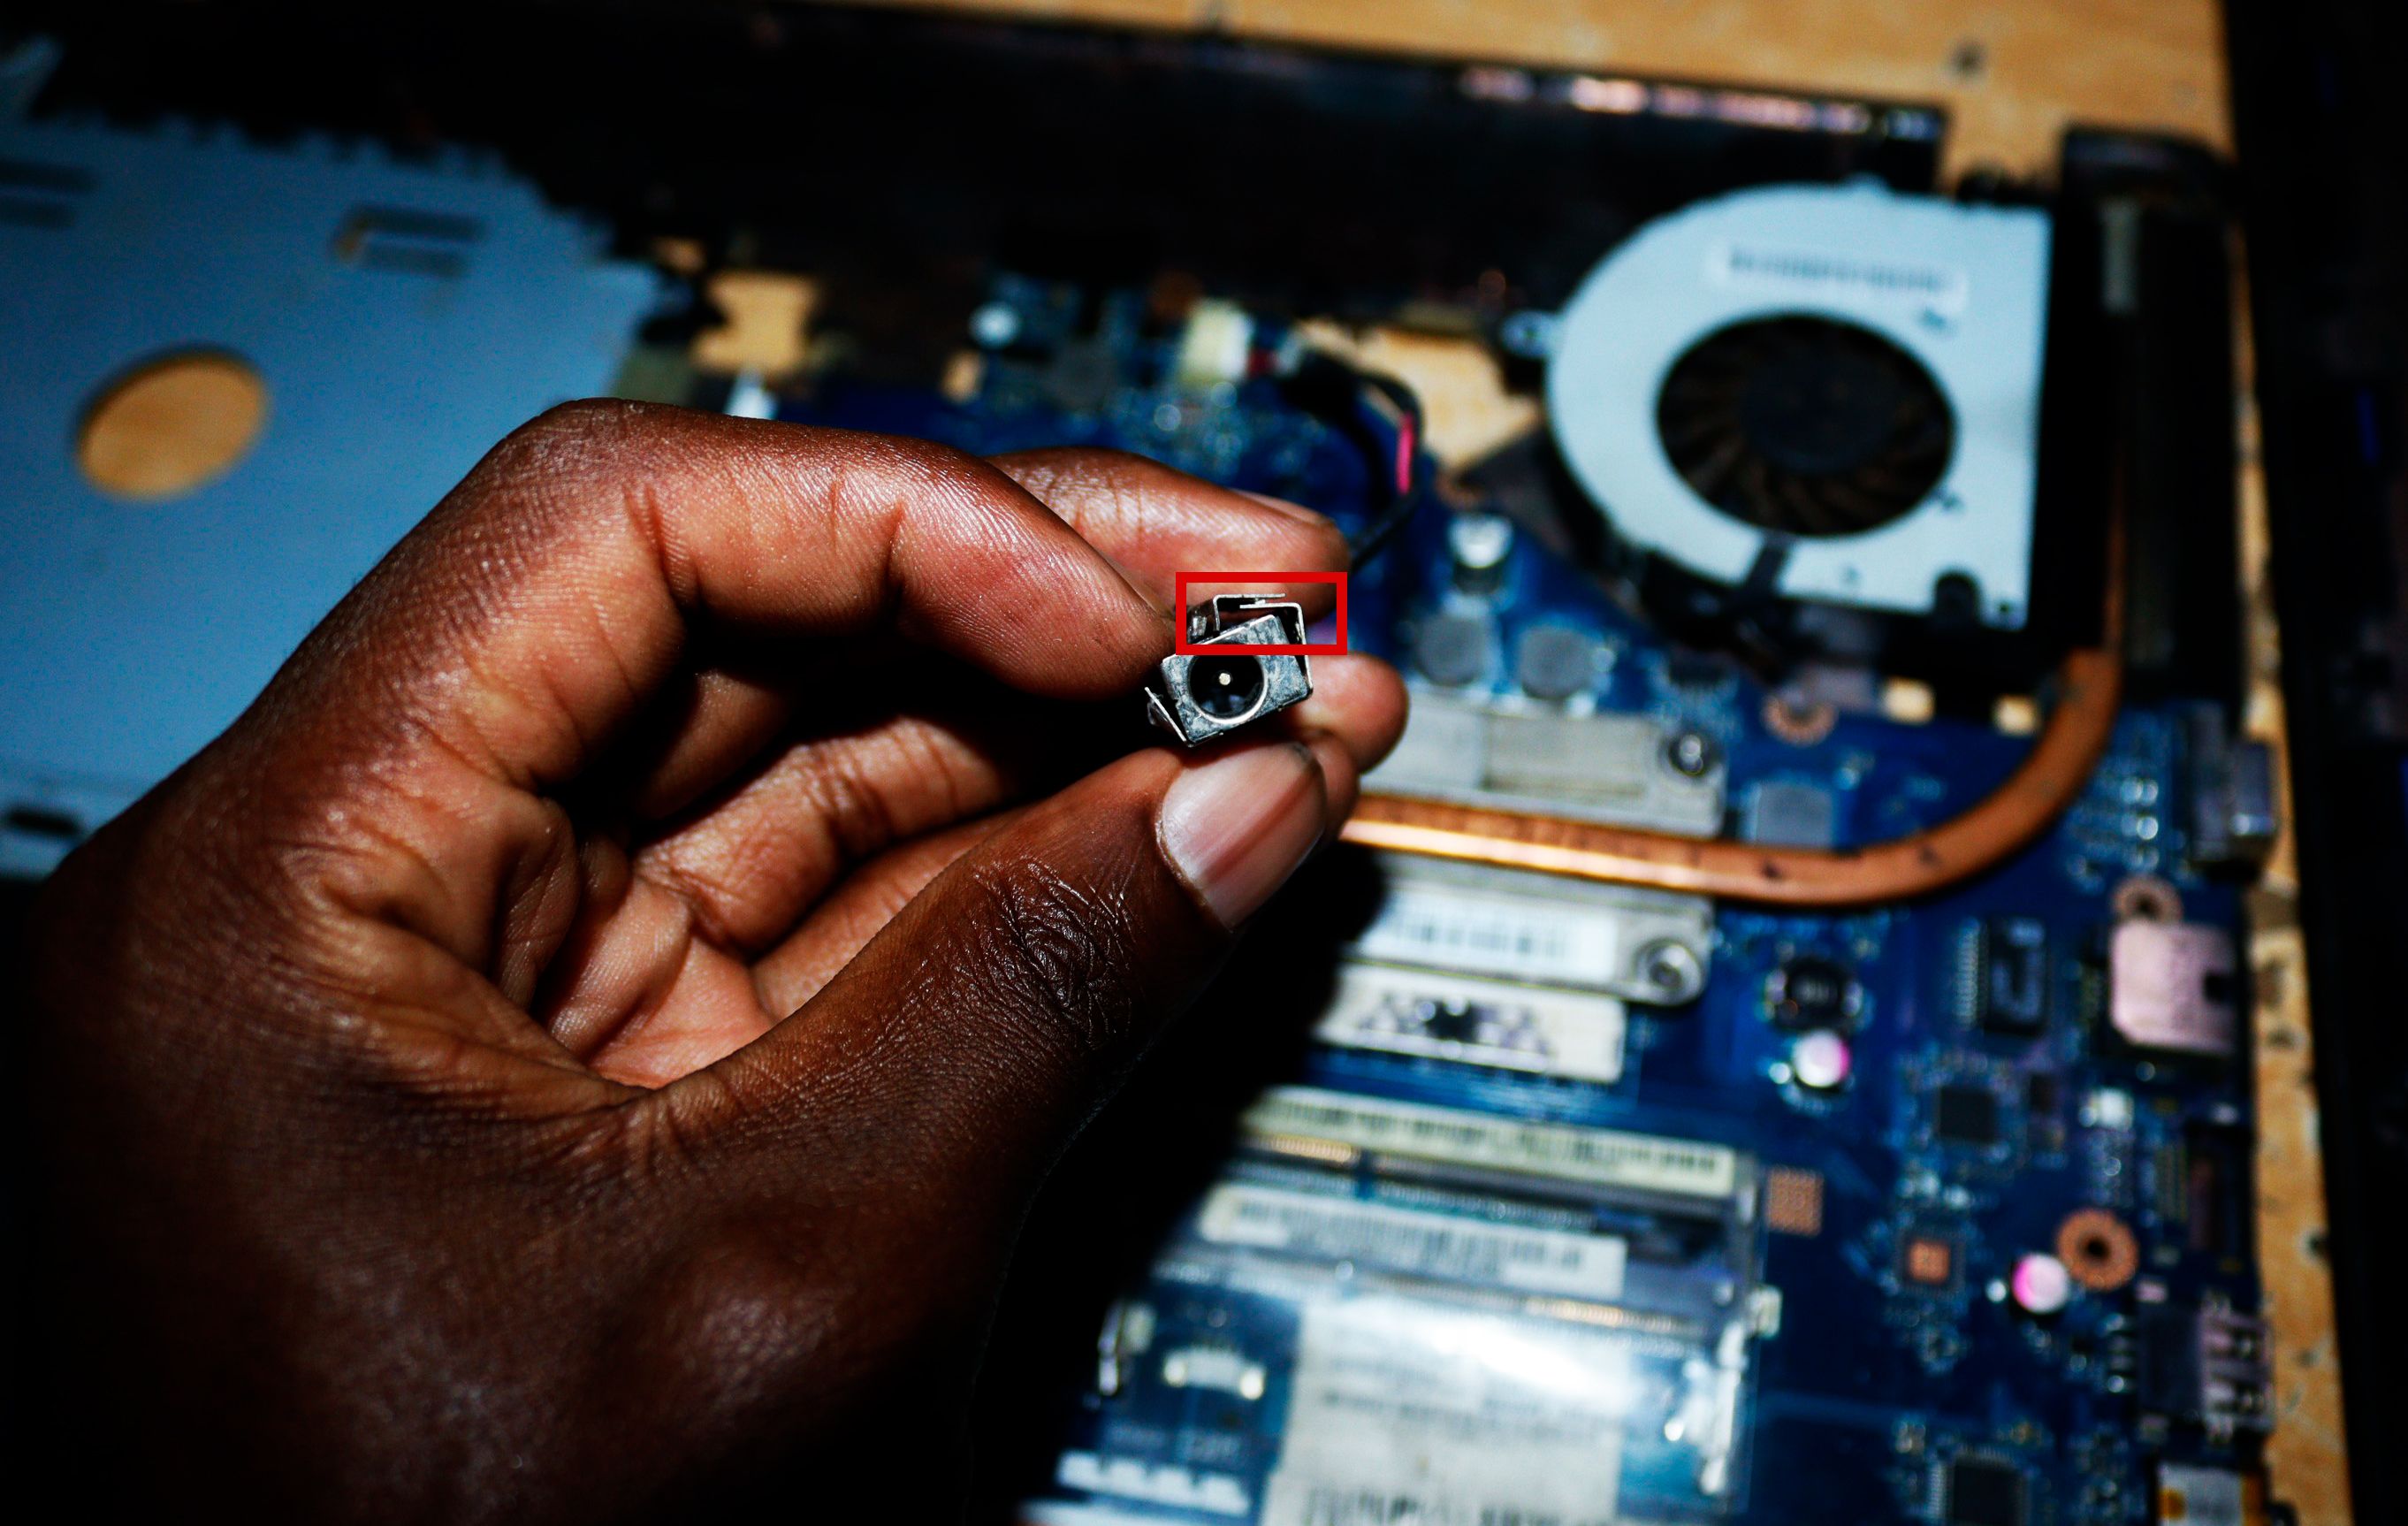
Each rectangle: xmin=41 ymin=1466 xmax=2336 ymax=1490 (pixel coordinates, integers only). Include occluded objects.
xmin=1664 ymin=730 xmax=1719 ymax=779
xmin=1636 ymin=941 xmax=1705 ymax=1003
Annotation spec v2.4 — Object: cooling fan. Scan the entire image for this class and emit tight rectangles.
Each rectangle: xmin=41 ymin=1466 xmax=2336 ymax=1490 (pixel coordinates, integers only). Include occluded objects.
xmin=1546 ymin=184 xmax=2052 ymax=632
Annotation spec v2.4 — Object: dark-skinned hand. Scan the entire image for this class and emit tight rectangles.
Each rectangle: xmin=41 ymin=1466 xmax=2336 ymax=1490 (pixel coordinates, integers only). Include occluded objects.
xmin=18 ymin=401 xmax=1407 ymax=1522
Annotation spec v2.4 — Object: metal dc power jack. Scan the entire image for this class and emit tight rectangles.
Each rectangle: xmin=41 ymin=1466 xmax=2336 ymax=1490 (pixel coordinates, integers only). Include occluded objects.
xmin=1144 ymin=596 xmax=1314 ymax=746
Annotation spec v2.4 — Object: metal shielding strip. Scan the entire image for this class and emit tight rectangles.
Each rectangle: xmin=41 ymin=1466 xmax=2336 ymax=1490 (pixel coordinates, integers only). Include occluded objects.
xmin=1242 ymin=1087 xmax=1742 ymax=1202
xmin=1367 ymin=693 xmax=1725 ymax=835
xmin=1197 ymin=1182 xmax=1628 ymax=1301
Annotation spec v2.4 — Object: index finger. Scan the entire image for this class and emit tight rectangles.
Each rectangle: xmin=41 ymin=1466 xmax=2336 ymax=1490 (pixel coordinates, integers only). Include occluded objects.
xmin=255 ymin=401 xmax=1178 ymax=796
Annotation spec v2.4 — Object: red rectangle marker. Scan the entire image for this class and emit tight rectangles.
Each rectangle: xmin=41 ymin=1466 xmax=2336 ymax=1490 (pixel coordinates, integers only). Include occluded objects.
xmin=1172 ymin=571 xmax=1348 ymax=655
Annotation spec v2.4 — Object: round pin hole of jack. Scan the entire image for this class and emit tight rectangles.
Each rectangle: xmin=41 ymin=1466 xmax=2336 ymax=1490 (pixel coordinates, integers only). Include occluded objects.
xmin=1189 ymin=652 xmax=1269 ymax=722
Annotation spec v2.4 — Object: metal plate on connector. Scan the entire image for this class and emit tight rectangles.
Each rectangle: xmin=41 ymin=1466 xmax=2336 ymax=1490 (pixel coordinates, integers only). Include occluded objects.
xmin=1146 ymin=601 xmax=1314 ymax=746
xmin=1365 ymin=691 xmax=1725 ymax=835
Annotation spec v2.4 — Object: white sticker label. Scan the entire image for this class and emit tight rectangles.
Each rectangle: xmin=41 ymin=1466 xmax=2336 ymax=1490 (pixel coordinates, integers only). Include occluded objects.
xmin=1317 ymin=961 xmax=1627 ymax=1083
xmin=1353 ymin=882 xmax=1620 ymax=989
xmin=1245 ymin=1087 xmax=1741 ymax=1202
xmin=1261 ymin=1296 xmax=1629 ymax=1526
xmin=1708 ymin=240 xmax=1970 ymax=316
xmin=1198 ymin=1184 xmax=1627 ymax=1301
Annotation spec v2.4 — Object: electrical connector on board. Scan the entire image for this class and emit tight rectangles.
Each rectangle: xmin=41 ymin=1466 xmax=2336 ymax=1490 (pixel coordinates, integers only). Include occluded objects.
xmin=2137 ymin=1299 xmax=2273 ymax=1442
xmin=1144 ymin=597 xmax=1313 ymax=746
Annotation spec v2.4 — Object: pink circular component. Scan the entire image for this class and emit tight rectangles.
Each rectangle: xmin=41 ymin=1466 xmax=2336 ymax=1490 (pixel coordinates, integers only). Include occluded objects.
xmin=2011 ymin=1252 xmax=2073 ymax=1316
xmin=1789 ymin=1029 xmax=1852 ymax=1091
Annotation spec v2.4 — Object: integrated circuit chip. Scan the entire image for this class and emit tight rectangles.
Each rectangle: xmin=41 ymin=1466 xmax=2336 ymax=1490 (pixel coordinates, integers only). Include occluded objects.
xmin=1946 ymin=1454 xmax=2028 ymax=1526
xmin=1743 ymin=778 xmax=1839 ymax=848
xmin=1971 ymin=917 xmax=2051 ymax=1035
xmin=1934 ymin=1083 xmax=2003 ymax=1148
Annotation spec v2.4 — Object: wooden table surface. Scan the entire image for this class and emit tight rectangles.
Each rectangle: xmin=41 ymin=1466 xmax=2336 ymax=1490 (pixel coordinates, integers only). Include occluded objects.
xmin=865 ymin=0 xmax=2229 ymax=177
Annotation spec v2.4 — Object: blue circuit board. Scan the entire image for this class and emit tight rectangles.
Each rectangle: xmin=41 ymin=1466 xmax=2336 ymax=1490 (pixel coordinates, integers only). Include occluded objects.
xmin=781 ymin=277 xmax=2267 ymax=1526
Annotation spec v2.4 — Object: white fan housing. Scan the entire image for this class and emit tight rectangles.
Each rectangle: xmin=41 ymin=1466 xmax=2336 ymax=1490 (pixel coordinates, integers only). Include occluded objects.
xmin=1544 ymin=182 xmax=2053 ymax=629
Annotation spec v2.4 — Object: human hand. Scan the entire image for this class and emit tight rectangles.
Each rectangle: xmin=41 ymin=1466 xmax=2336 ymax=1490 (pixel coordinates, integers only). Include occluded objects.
xmin=19 ymin=401 xmax=1406 ymax=1521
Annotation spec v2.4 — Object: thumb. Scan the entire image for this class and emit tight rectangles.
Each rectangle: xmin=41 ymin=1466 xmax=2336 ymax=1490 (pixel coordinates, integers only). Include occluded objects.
xmin=679 ymin=736 xmax=1338 ymax=1214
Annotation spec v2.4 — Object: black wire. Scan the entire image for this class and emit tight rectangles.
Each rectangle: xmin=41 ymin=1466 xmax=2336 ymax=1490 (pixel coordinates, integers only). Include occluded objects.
xmin=1345 ymin=370 xmax=1426 ymax=571
xmin=1278 ymin=353 xmax=1429 ymax=571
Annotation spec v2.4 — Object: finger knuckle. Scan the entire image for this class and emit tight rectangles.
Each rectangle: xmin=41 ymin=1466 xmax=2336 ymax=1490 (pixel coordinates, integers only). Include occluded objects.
xmin=899 ymin=436 xmax=1010 ymax=500
xmin=1006 ymin=446 xmax=1170 ymax=507
xmin=469 ymin=400 xmax=712 ymax=527
xmin=1026 ymin=445 xmax=1158 ymax=483
xmin=502 ymin=397 xmax=668 ymax=470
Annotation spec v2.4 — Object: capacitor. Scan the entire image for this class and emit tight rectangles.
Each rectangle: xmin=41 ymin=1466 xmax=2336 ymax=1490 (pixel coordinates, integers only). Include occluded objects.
xmin=1769 ymin=954 xmax=1861 ymax=1031
xmin=967 ymin=300 xmax=1022 ymax=349
xmin=1789 ymin=1029 xmax=1852 ymax=1092
xmin=1447 ymin=513 xmax=1515 ymax=594
xmin=2010 ymin=1252 xmax=2073 ymax=1316
xmin=1414 ymin=613 xmax=1492 ymax=688
xmin=1515 ymin=625 xmax=1600 ymax=702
